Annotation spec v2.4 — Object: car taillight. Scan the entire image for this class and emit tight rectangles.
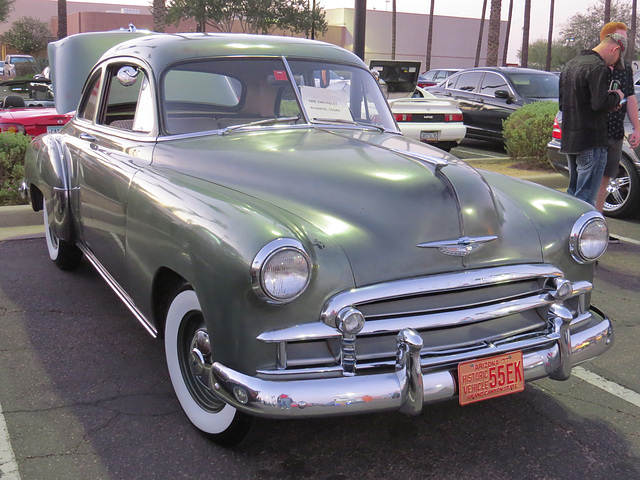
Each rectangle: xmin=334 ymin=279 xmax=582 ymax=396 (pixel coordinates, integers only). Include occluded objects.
xmin=0 ymin=123 xmax=26 ymax=134
xmin=444 ymin=114 xmax=463 ymax=122
xmin=394 ymin=113 xmax=412 ymax=122
xmin=552 ymin=116 xmax=562 ymax=140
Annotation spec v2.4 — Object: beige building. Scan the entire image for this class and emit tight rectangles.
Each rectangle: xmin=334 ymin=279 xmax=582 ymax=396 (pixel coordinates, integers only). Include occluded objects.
xmin=1 ymin=0 xmax=507 ymax=71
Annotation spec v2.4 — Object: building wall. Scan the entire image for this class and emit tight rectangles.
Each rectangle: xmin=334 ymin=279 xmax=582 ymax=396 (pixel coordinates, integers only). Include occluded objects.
xmin=1 ymin=1 xmax=508 ymax=72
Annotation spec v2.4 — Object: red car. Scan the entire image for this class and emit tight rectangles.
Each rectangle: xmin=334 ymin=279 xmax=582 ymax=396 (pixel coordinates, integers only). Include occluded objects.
xmin=0 ymin=78 xmax=72 ymax=136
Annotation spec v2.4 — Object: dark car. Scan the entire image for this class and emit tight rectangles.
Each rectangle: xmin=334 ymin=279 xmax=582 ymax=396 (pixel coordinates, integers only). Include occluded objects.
xmin=548 ymin=110 xmax=640 ymax=218
xmin=428 ymin=67 xmax=559 ymax=142
xmin=417 ymin=68 xmax=461 ymax=88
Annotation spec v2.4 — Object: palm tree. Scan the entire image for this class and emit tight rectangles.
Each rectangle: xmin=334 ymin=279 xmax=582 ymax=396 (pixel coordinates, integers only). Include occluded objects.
xmin=629 ymin=0 xmax=637 ymax=64
xmin=521 ymin=0 xmax=531 ymax=67
xmin=475 ymin=0 xmax=487 ymax=67
xmin=57 ymin=0 xmax=67 ymax=40
xmin=501 ymin=0 xmax=513 ymax=66
xmin=486 ymin=0 xmax=502 ymax=66
xmin=391 ymin=0 xmax=397 ymax=59
xmin=153 ymin=0 xmax=166 ymax=33
xmin=425 ymin=0 xmax=436 ymax=71
xmin=545 ymin=0 xmax=555 ymax=71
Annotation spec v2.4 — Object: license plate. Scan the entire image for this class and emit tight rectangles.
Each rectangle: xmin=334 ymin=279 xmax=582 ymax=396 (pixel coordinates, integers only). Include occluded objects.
xmin=458 ymin=351 xmax=524 ymax=406
xmin=47 ymin=125 xmax=64 ymax=133
xmin=420 ymin=131 xmax=439 ymax=142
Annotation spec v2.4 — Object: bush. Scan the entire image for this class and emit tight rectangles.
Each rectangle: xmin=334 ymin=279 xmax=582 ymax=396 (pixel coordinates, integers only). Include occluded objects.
xmin=502 ymin=100 xmax=558 ymax=169
xmin=0 ymin=132 xmax=31 ymax=206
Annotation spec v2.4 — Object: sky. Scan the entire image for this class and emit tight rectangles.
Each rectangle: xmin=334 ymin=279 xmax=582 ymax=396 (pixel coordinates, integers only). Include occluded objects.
xmin=69 ymin=0 xmax=591 ymax=63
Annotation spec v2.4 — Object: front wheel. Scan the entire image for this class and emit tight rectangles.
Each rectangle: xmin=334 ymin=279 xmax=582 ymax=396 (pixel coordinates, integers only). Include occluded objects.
xmin=164 ymin=288 xmax=254 ymax=447
xmin=43 ymin=198 xmax=83 ymax=270
xmin=604 ymin=154 xmax=640 ymax=218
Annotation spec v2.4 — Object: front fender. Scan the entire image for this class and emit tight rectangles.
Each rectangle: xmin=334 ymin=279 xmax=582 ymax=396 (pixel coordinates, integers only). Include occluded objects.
xmin=25 ymin=134 xmax=75 ymax=242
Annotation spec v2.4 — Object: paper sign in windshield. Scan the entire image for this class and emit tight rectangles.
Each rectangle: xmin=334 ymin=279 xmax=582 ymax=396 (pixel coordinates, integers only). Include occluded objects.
xmin=299 ymin=86 xmax=353 ymax=122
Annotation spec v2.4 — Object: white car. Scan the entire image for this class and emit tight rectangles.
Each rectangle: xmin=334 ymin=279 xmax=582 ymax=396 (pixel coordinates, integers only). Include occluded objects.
xmin=389 ymin=87 xmax=467 ymax=152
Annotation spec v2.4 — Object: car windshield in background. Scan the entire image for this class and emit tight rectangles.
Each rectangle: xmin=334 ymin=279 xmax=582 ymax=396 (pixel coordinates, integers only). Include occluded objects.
xmin=161 ymin=57 xmax=397 ymax=135
xmin=0 ymin=79 xmax=54 ymax=107
xmin=509 ymin=73 xmax=558 ymax=99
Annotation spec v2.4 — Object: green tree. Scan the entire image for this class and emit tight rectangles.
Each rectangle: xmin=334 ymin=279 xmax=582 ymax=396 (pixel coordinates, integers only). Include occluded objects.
xmin=518 ymin=39 xmax=577 ymax=71
xmin=3 ymin=16 xmax=52 ymax=55
xmin=0 ymin=0 xmax=15 ymax=24
xmin=560 ymin=0 xmax=638 ymax=55
xmin=165 ymin=0 xmax=326 ymax=36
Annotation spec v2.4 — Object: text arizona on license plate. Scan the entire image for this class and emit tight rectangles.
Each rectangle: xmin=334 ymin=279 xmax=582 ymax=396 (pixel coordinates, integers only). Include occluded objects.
xmin=457 ymin=351 xmax=525 ymax=405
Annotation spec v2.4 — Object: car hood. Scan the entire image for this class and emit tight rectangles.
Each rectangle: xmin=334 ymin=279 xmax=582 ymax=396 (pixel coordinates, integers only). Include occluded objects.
xmin=153 ymin=128 xmax=543 ymax=286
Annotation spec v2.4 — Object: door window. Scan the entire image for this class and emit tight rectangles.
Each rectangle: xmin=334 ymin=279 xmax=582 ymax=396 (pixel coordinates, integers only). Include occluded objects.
xmin=454 ymin=72 xmax=483 ymax=92
xmin=479 ymin=72 xmax=509 ymax=97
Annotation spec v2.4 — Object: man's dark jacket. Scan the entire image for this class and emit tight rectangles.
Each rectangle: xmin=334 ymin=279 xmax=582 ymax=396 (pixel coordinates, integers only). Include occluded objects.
xmin=559 ymin=49 xmax=620 ymax=154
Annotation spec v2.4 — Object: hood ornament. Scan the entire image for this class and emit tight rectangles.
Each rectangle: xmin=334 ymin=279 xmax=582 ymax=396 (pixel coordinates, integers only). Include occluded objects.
xmin=417 ymin=235 xmax=498 ymax=256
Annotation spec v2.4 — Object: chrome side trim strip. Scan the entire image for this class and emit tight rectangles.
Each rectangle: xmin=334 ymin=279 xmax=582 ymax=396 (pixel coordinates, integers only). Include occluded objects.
xmin=320 ymin=264 xmax=563 ymax=326
xmin=78 ymin=244 xmax=158 ymax=338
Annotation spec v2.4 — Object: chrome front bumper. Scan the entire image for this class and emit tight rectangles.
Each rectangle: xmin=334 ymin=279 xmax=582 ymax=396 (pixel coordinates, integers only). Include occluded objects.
xmin=210 ymin=308 xmax=612 ymax=419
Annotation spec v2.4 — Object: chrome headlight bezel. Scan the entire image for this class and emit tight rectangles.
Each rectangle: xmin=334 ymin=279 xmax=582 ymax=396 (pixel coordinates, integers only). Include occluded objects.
xmin=251 ymin=238 xmax=312 ymax=304
xmin=569 ymin=211 xmax=609 ymax=264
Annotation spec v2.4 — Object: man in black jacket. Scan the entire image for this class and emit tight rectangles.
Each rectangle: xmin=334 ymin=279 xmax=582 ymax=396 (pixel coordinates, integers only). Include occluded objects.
xmin=560 ymin=34 xmax=625 ymax=206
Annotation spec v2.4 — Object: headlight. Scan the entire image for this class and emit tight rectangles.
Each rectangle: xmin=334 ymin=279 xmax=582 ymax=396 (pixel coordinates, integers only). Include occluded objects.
xmin=569 ymin=211 xmax=608 ymax=264
xmin=251 ymin=238 xmax=311 ymax=304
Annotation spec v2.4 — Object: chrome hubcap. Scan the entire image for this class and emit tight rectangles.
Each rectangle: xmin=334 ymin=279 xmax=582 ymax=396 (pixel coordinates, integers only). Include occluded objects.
xmin=189 ymin=328 xmax=212 ymax=392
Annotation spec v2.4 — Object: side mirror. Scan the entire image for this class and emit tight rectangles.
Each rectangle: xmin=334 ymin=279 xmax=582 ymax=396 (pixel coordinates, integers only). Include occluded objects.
xmin=494 ymin=90 xmax=513 ymax=101
xmin=117 ymin=66 xmax=139 ymax=87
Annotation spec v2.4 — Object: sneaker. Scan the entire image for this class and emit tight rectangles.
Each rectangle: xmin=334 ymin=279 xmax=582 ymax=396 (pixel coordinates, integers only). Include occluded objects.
xmin=609 ymin=235 xmax=620 ymax=244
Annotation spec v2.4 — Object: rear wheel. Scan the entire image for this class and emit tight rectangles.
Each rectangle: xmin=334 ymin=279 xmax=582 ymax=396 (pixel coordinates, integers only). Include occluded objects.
xmin=164 ymin=288 xmax=254 ymax=447
xmin=43 ymin=198 xmax=82 ymax=270
xmin=604 ymin=155 xmax=640 ymax=218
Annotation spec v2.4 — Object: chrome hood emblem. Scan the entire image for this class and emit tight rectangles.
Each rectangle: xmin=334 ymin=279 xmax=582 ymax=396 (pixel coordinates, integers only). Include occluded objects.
xmin=417 ymin=235 xmax=498 ymax=256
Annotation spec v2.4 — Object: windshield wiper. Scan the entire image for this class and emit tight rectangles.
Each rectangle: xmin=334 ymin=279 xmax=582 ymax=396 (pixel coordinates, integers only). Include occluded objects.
xmin=312 ymin=117 xmax=386 ymax=132
xmin=220 ymin=115 xmax=303 ymax=135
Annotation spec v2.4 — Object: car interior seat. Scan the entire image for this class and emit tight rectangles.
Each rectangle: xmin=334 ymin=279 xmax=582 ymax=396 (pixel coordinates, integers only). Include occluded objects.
xmin=3 ymin=95 xmax=26 ymax=108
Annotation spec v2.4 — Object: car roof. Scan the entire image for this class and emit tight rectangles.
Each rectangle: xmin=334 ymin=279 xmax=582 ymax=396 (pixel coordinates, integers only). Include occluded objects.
xmin=451 ymin=66 xmax=555 ymax=76
xmin=50 ymin=31 xmax=366 ymax=115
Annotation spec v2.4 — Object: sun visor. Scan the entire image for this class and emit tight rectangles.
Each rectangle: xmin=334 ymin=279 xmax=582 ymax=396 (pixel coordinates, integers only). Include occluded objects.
xmin=48 ymin=30 xmax=156 ymax=114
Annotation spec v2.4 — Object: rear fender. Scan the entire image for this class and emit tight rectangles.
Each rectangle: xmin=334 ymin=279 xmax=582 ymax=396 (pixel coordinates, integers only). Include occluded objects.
xmin=26 ymin=134 xmax=75 ymax=242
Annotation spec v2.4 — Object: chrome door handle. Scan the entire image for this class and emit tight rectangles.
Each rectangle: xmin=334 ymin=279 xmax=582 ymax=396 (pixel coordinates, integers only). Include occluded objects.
xmin=79 ymin=133 xmax=97 ymax=142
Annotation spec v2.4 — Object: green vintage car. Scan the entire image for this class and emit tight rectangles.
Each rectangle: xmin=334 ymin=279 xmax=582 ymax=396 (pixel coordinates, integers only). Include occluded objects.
xmin=23 ymin=31 xmax=612 ymax=446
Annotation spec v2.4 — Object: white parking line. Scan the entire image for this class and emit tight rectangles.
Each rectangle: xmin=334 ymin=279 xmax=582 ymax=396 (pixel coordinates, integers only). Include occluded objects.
xmin=0 ymin=401 xmax=21 ymax=480
xmin=573 ymin=366 xmax=640 ymax=409
xmin=614 ymin=235 xmax=640 ymax=247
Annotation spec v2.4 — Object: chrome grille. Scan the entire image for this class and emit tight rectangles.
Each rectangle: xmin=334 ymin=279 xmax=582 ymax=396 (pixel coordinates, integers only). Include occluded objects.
xmin=256 ymin=264 xmax=589 ymax=377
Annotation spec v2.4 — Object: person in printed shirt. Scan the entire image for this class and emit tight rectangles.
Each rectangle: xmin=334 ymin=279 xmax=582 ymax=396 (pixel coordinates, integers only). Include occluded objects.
xmin=597 ymin=22 xmax=640 ymax=232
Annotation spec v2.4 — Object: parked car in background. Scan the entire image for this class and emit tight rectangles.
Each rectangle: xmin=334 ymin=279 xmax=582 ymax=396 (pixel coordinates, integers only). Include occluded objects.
xmin=0 ymin=78 xmax=72 ymax=136
xmin=390 ymin=87 xmax=466 ymax=151
xmin=548 ymin=110 xmax=640 ymax=218
xmin=428 ymin=67 xmax=559 ymax=142
xmin=23 ymin=30 xmax=612 ymax=446
xmin=2 ymin=54 xmax=38 ymax=79
xmin=417 ymin=68 xmax=461 ymax=88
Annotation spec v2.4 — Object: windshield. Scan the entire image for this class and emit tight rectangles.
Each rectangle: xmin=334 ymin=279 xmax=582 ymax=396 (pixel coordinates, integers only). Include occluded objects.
xmin=509 ymin=73 xmax=559 ymax=99
xmin=161 ymin=57 xmax=397 ymax=135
